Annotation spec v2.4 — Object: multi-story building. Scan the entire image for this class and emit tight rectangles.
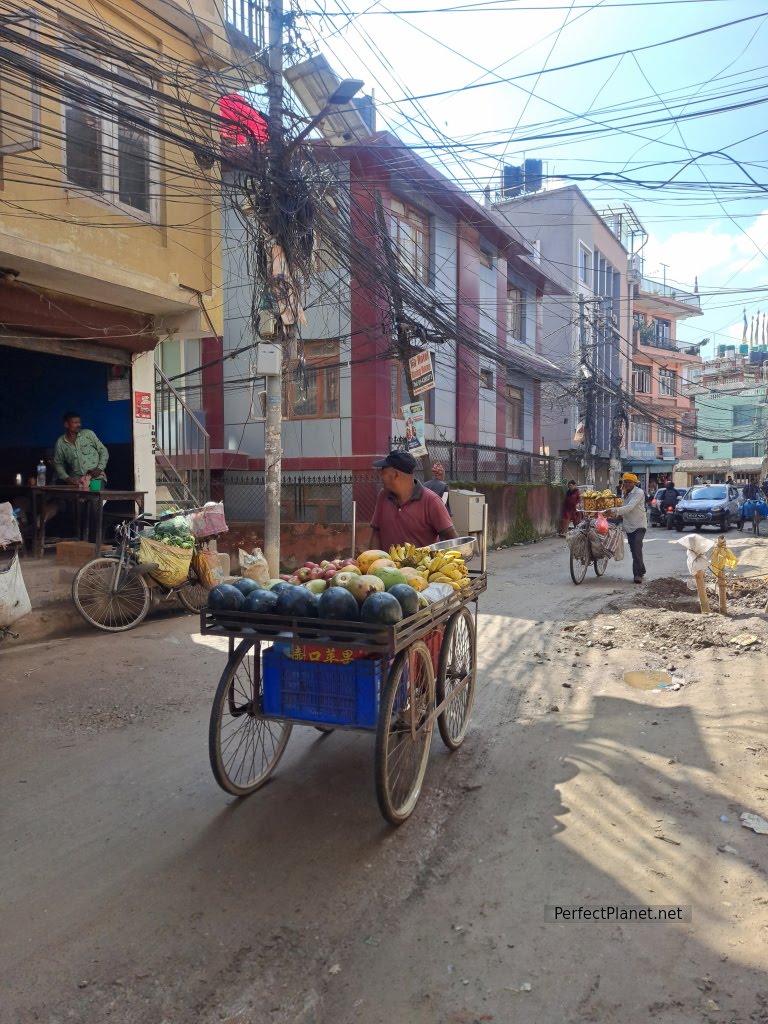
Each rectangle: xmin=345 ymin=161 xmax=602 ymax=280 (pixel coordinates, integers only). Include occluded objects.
xmin=215 ymin=63 xmax=568 ymax=533
xmin=0 ymin=0 xmax=262 ymax=510
xmin=678 ymin=346 xmax=768 ymax=485
xmin=625 ymin=273 xmax=703 ymax=489
xmin=493 ymin=185 xmax=631 ymax=487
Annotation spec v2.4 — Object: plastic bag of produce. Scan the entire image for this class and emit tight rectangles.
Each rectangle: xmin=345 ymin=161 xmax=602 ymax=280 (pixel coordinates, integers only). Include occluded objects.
xmin=0 ymin=502 xmax=23 ymax=548
xmin=0 ymin=553 xmax=31 ymax=628
xmin=138 ymin=536 xmax=193 ymax=587
xmin=421 ymin=582 xmax=454 ymax=604
xmin=189 ymin=502 xmax=228 ymax=538
xmin=239 ymin=547 xmax=270 ymax=585
xmin=192 ymin=549 xmax=224 ymax=590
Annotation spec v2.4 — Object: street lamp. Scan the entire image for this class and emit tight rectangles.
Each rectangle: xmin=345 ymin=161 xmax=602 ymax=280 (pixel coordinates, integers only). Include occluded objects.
xmin=289 ymin=79 xmax=365 ymax=150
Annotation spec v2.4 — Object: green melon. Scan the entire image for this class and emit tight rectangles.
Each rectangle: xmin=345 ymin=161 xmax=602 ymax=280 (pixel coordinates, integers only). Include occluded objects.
xmin=372 ymin=566 xmax=408 ymax=591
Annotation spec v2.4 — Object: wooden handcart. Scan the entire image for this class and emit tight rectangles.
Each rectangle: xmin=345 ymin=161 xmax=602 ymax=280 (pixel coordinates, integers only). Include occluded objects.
xmin=201 ymin=569 xmax=485 ymax=825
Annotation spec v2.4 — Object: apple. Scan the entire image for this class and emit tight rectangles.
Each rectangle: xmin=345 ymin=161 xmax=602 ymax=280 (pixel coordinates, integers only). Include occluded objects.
xmin=296 ymin=567 xmax=313 ymax=583
xmin=279 ymin=574 xmax=292 ymax=581
xmin=323 ymin=568 xmax=338 ymax=580
xmin=287 ymin=575 xmax=301 ymax=585
xmin=304 ymin=561 xmax=319 ymax=569
xmin=342 ymin=558 xmax=358 ymax=567
xmin=320 ymin=560 xmax=332 ymax=569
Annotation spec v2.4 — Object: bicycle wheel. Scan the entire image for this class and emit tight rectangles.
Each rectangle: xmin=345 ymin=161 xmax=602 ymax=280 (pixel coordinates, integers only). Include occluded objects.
xmin=72 ymin=557 xmax=151 ymax=632
xmin=436 ymin=607 xmax=476 ymax=750
xmin=593 ymin=556 xmax=609 ymax=577
xmin=208 ymin=641 xmax=292 ymax=797
xmin=177 ymin=567 xmax=209 ymax=613
xmin=569 ymin=533 xmax=589 ymax=585
xmin=375 ymin=641 xmax=435 ymax=825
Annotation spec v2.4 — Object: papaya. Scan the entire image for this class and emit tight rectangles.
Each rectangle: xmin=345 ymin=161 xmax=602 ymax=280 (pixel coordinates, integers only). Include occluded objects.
xmin=356 ymin=549 xmax=390 ymax=574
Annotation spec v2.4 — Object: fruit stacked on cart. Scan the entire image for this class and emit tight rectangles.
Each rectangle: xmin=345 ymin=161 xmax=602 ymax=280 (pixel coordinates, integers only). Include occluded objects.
xmin=581 ymin=489 xmax=622 ymax=512
xmin=205 ymin=545 xmax=472 ymax=625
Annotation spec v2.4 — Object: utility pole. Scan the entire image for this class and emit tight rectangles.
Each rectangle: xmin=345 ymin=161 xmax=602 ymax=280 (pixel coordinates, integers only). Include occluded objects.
xmin=374 ymin=191 xmax=431 ymax=476
xmin=263 ymin=0 xmax=287 ymax=577
xmin=578 ymin=293 xmax=594 ymax=485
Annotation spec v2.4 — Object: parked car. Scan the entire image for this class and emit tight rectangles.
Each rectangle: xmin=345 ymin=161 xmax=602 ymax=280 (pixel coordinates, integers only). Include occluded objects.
xmin=673 ymin=484 xmax=740 ymax=532
xmin=649 ymin=487 xmax=688 ymax=528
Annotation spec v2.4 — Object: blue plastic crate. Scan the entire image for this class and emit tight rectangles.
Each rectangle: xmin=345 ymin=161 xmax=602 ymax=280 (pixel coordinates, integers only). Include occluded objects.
xmin=262 ymin=647 xmax=381 ymax=727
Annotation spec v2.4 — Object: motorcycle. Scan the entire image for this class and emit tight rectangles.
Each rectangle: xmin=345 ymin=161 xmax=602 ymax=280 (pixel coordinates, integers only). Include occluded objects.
xmin=662 ymin=502 xmax=676 ymax=530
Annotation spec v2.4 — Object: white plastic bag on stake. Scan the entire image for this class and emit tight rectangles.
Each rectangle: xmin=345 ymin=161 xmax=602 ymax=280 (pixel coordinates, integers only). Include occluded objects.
xmin=674 ymin=534 xmax=715 ymax=576
xmin=0 ymin=554 xmax=31 ymax=628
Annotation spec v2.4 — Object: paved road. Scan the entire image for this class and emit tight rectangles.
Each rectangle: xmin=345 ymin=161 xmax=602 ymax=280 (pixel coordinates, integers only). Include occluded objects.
xmin=3 ymin=530 xmax=766 ymax=1024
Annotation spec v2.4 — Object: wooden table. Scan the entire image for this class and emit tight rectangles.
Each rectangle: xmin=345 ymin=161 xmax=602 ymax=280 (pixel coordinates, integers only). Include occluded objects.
xmin=1 ymin=486 xmax=146 ymax=558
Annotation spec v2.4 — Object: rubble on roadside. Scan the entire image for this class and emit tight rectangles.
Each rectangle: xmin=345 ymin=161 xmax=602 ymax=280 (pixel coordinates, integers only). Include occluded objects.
xmin=558 ymin=575 xmax=766 ymax=653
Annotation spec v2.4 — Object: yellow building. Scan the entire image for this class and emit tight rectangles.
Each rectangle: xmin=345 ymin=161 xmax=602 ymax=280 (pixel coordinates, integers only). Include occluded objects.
xmin=0 ymin=0 xmax=265 ymax=511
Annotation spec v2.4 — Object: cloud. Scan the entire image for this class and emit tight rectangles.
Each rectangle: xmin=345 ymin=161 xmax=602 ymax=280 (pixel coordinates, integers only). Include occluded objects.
xmin=644 ymin=211 xmax=768 ymax=289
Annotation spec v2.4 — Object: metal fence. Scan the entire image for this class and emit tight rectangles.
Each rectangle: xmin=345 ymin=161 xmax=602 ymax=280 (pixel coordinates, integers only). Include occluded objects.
xmin=389 ymin=438 xmax=562 ymax=484
xmin=222 ymin=443 xmax=563 ymax=526
xmin=222 ymin=471 xmax=382 ymax=525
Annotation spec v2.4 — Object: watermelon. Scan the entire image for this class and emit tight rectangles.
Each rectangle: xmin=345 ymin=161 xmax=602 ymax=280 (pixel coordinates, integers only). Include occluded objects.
xmin=233 ymin=578 xmax=262 ymax=597
xmin=275 ymin=586 xmax=319 ymax=618
xmin=388 ymin=583 xmax=419 ymax=618
xmin=242 ymin=589 xmax=279 ymax=614
xmin=360 ymin=591 xmax=403 ymax=625
xmin=317 ymin=586 xmax=360 ymax=621
xmin=207 ymin=584 xmax=244 ymax=611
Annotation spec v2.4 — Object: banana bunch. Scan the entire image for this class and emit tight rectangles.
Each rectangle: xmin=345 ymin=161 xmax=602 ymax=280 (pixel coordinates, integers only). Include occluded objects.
xmin=425 ymin=550 xmax=470 ymax=591
xmin=389 ymin=543 xmax=431 ymax=569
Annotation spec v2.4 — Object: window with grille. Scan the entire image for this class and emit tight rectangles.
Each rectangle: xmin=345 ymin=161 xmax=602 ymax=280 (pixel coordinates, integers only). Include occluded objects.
xmin=733 ymin=441 xmax=760 ymax=458
xmin=630 ymin=417 xmax=651 ymax=443
xmin=480 ymin=368 xmax=494 ymax=389
xmin=506 ymin=385 xmax=523 ymax=439
xmin=653 ymin=318 xmax=672 ymax=345
xmin=658 ymin=368 xmax=677 ymax=397
xmin=732 ymin=405 xmax=756 ymax=427
xmin=283 ymin=340 xmax=340 ymax=419
xmin=390 ymin=198 xmax=430 ymax=284
xmin=61 ymin=24 xmax=156 ymax=217
xmin=632 ymin=364 xmax=651 ymax=394
xmin=658 ymin=418 xmax=676 ymax=444
xmin=507 ymin=286 xmax=524 ymax=339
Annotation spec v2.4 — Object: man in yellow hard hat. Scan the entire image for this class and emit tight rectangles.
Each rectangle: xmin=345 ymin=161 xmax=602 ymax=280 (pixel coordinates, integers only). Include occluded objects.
xmin=611 ymin=472 xmax=647 ymax=583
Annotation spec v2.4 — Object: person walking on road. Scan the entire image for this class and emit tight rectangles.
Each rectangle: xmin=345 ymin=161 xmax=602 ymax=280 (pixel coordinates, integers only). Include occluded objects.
xmin=559 ymin=480 xmax=581 ymax=536
xmin=612 ymin=472 xmax=647 ymax=584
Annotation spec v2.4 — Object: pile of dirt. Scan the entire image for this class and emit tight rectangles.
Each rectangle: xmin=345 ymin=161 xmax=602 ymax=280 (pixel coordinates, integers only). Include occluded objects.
xmin=559 ymin=575 xmax=766 ymax=653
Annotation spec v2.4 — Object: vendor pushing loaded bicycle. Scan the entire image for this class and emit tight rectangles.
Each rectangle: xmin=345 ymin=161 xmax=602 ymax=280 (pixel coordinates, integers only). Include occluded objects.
xmin=611 ymin=472 xmax=647 ymax=584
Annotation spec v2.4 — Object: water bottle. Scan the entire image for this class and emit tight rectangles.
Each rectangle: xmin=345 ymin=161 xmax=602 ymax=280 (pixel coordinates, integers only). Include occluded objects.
xmin=36 ymin=459 xmax=46 ymax=487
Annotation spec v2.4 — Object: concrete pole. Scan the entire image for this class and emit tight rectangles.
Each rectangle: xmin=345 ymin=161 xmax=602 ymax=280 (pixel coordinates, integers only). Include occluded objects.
xmin=264 ymin=0 xmax=285 ymax=577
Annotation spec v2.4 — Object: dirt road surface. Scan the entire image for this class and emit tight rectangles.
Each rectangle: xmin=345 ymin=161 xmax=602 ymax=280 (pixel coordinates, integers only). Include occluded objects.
xmin=3 ymin=529 xmax=768 ymax=1024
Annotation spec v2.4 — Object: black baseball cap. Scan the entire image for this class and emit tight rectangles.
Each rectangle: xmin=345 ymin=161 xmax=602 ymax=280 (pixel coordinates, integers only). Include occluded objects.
xmin=372 ymin=449 xmax=417 ymax=473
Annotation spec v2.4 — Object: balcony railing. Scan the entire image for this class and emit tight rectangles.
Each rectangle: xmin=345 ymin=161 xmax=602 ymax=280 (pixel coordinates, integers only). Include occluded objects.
xmin=639 ymin=276 xmax=701 ymax=310
xmin=226 ymin=0 xmax=265 ymax=48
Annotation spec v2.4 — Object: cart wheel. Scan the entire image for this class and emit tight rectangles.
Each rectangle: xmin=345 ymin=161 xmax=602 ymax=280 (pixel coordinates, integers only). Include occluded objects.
xmin=375 ymin=641 xmax=435 ymax=825
xmin=209 ymin=641 xmax=292 ymax=797
xmin=593 ymin=556 xmax=609 ymax=577
xmin=177 ymin=567 xmax=208 ymax=613
xmin=569 ymin=535 xmax=589 ymax=585
xmin=72 ymin=557 xmax=151 ymax=632
xmin=436 ymin=607 xmax=476 ymax=750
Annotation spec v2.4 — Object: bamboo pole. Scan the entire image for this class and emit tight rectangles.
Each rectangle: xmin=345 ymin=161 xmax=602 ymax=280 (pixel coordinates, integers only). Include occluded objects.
xmin=695 ymin=570 xmax=710 ymax=614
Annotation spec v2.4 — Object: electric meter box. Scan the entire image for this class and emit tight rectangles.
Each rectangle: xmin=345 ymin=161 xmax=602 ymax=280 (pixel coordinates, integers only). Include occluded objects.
xmin=256 ymin=343 xmax=281 ymax=377
xmin=449 ymin=489 xmax=485 ymax=535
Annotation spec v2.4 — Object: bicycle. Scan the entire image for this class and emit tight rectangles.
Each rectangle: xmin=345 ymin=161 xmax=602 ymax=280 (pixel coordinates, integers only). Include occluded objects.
xmin=568 ymin=512 xmax=610 ymax=585
xmin=71 ymin=509 xmax=216 ymax=632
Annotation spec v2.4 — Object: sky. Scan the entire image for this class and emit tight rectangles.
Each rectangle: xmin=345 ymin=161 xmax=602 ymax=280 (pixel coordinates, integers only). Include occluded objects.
xmin=292 ymin=0 xmax=768 ymax=358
